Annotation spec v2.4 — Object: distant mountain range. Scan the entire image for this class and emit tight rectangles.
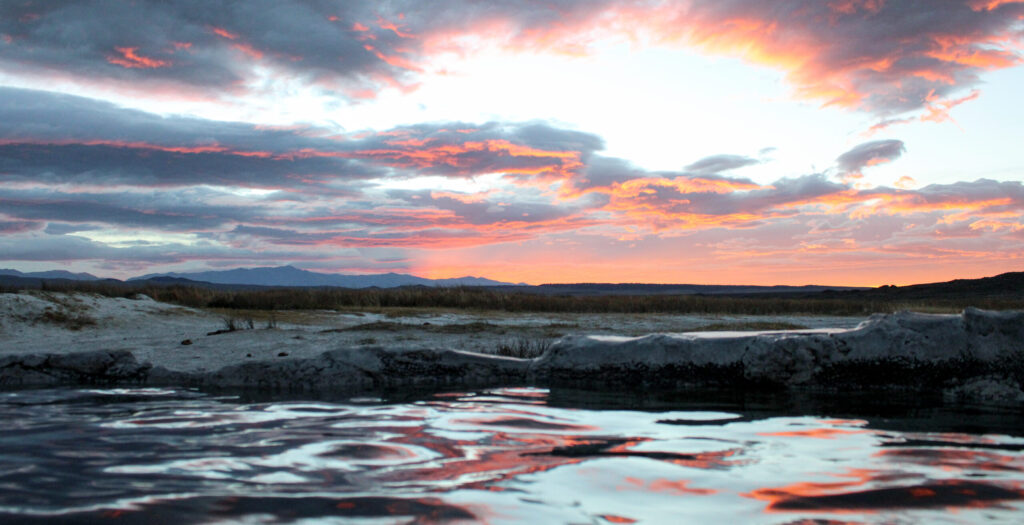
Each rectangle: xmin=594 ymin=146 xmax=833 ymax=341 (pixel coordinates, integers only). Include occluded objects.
xmin=0 ymin=268 xmax=100 ymax=281
xmin=3 ymin=265 xmax=1022 ymax=299
xmin=128 ymin=265 xmax=520 ymax=288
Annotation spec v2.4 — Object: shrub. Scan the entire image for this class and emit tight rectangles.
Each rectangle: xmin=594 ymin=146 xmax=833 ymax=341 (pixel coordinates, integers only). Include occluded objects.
xmin=35 ymin=309 xmax=96 ymax=330
xmin=217 ymin=316 xmax=255 ymax=332
xmin=492 ymin=337 xmax=553 ymax=359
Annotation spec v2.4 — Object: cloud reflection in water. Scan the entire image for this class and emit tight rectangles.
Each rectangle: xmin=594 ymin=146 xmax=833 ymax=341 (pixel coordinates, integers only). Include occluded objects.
xmin=0 ymin=387 xmax=1021 ymax=523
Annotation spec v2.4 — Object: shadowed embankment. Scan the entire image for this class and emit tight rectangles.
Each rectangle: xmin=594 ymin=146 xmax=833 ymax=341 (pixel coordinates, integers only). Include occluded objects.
xmin=2 ymin=308 xmax=1022 ymax=406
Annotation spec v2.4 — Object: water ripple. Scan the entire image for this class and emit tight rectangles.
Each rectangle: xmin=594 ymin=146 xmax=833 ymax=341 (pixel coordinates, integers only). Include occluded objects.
xmin=0 ymin=387 xmax=1022 ymax=523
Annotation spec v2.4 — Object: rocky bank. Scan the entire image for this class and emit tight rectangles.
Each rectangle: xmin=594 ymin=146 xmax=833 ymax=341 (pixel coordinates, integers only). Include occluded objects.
xmin=1 ymin=292 xmax=1022 ymax=405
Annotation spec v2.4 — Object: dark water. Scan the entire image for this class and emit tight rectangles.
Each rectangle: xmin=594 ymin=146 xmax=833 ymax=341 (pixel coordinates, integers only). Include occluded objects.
xmin=1 ymin=387 xmax=1022 ymax=524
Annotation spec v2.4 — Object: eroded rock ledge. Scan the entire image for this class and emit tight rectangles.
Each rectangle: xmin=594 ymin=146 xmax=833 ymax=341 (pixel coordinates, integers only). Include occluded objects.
xmin=2 ymin=308 xmax=1022 ymax=404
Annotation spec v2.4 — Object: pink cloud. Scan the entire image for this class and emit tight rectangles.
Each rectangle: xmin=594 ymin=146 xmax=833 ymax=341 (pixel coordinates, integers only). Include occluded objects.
xmin=106 ymin=47 xmax=172 ymax=69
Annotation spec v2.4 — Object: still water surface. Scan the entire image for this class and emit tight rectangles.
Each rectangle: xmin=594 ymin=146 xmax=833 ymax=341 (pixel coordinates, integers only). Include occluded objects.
xmin=1 ymin=387 xmax=1022 ymax=524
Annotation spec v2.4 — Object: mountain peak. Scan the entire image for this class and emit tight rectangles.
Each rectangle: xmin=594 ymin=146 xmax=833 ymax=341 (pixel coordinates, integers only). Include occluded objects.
xmin=0 ymin=269 xmax=99 ymax=280
xmin=127 ymin=266 xmax=515 ymax=288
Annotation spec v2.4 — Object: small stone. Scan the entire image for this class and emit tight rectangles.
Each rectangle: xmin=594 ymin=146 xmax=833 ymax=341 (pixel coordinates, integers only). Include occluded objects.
xmin=180 ymin=339 xmax=192 ymax=346
xmin=246 ymin=353 xmax=253 ymax=358
xmin=278 ymin=352 xmax=289 ymax=357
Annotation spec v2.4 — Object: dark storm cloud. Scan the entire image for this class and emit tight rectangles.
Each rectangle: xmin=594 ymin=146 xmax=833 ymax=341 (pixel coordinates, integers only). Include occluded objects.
xmin=835 ymin=140 xmax=906 ymax=175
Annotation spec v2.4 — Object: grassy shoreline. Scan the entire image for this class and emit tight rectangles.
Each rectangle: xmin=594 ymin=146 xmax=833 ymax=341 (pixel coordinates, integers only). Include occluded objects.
xmin=4 ymin=279 xmax=1022 ymax=316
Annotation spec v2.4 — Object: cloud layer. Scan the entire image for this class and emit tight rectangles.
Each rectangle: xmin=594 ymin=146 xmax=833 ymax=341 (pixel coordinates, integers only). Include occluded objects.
xmin=2 ymin=1 xmax=1020 ymax=121
xmin=1 ymin=87 xmax=1022 ymax=283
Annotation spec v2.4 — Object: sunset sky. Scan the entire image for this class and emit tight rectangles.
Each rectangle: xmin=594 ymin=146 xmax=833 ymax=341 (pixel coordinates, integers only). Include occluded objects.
xmin=1 ymin=0 xmax=1023 ymax=285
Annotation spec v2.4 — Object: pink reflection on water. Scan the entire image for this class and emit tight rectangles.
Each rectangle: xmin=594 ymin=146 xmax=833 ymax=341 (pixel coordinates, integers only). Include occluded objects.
xmin=878 ymin=448 xmax=1024 ymax=473
xmin=3 ymin=388 xmax=1024 ymax=523
xmin=371 ymin=421 xmax=598 ymax=490
xmin=758 ymin=428 xmax=872 ymax=439
xmin=618 ymin=476 xmax=717 ymax=496
xmin=745 ymin=466 xmax=1024 ymax=514
xmin=598 ymin=513 xmax=638 ymax=523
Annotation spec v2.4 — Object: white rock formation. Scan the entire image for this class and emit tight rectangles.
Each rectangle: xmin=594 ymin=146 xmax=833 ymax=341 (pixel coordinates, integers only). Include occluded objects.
xmin=1 ymin=291 xmax=1021 ymax=405
xmin=534 ymin=309 xmax=1024 ymax=389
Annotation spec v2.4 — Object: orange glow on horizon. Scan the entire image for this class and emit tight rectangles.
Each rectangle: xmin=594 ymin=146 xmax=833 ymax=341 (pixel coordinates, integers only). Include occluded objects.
xmin=412 ymin=251 xmax=1024 ymax=287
